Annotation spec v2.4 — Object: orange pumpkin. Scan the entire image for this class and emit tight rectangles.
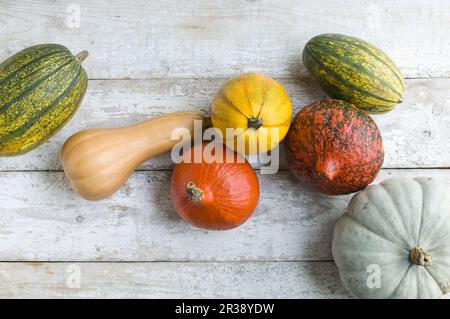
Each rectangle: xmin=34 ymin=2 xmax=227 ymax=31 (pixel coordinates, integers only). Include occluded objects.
xmin=170 ymin=142 xmax=259 ymax=230
xmin=211 ymin=73 xmax=292 ymax=155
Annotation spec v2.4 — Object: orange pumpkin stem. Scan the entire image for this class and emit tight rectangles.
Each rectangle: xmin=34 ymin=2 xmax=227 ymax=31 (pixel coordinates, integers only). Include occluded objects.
xmin=186 ymin=181 xmax=204 ymax=202
xmin=316 ymin=157 xmax=339 ymax=181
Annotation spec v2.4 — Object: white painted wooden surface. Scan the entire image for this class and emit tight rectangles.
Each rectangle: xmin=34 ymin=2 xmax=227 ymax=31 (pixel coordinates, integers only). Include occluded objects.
xmin=0 ymin=0 xmax=449 ymax=298
xmin=0 ymin=262 xmax=351 ymax=299
xmin=1 ymin=0 xmax=449 ymax=78
xmin=0 ymin=78 xmax=449 ymax=171
xmin=0 ymin=169 xmax=447 ymax=262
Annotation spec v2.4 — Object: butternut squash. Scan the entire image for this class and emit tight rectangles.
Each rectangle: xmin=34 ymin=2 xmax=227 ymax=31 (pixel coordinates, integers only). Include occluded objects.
xmin=61 ymin=111 xmax=206 ymax=200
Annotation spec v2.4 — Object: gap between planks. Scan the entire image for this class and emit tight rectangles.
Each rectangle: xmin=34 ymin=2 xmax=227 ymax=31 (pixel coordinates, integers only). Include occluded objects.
xmin=85 ymin=76 xmax=450 ymax=81
xmin=1 ymin=167 xmax=449 ymax=173
xmin=0 ymin=260 xmax=334 ymax=263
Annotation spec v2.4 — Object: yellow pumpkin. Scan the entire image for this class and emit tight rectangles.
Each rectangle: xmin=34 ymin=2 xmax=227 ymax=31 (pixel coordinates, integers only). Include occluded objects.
xmin=211 ymin=73 xmax=292 ymax=155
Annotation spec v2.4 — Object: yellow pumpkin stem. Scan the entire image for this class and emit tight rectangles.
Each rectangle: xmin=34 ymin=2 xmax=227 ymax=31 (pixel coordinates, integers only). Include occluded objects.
xmin=410 ymin=247 xmax=432 ymax=267
xmin=247 ymin=117 xmax=263 ymax=130
xmin=186 ymin=181 xmax=204 ymax=202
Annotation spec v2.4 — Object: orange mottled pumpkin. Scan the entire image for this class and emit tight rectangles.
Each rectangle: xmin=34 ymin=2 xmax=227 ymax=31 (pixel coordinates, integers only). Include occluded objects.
xmin=285 ymin=99 xmax=384 ymax=195
xmin=170 ymin=142 xmax=259 ymax=230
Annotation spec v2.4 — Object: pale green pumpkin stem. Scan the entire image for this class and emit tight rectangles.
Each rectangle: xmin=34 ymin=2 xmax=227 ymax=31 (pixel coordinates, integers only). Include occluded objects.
xmin=75 ymin=50 xmax=89 ymax=64
xmin=410 ymin=247 xmax=432 ymax=267
xmin=186 ymin=181 xmax=204 ymax=202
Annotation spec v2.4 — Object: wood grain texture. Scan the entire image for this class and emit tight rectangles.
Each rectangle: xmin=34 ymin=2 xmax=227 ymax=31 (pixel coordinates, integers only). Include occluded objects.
xmin=0 ymin=262 xmax=351 ymax=298
xmin=0 ymin=78 xmax=449 ymax=171
xmin=0 ymin=0 xmax=449 ymax=79
xmin=0 ymin=0 xmax=449 ymax=299
xmin=0 ymin=169 xmax=447 ymax=262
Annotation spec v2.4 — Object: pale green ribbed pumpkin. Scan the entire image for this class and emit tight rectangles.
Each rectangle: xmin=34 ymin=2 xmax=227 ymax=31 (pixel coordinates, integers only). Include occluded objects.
xmin=332 ymin=177 xmax=450 ymax=299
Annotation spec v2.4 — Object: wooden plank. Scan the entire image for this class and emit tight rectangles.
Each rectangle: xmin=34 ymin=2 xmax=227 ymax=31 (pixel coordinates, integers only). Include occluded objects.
xmin=0 ymin=0 xmax=449 ymax=79
xmin=0 ymin=169 xmax=447 ymax=262
xmin=0 ymin=261 xmax=351 ymax=298
xmin=0 ymin=78 xmax=448 ymax=171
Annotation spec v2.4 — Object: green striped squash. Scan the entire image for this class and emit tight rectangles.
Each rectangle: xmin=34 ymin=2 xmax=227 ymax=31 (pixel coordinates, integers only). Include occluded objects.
xmin=303 ymin=34 xmax=404 ymax=113
xmin=0 ymin=44 xmax=88 ymax=156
